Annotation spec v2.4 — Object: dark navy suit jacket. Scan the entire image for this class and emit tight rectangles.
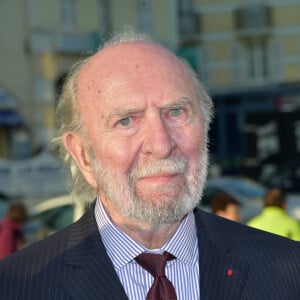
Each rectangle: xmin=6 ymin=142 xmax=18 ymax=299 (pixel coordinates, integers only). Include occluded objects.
xmin=0 ymin=203 xmax=299 ymax=299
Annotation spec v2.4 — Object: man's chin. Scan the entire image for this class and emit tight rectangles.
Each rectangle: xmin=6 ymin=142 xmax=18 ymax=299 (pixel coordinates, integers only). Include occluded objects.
xmin=128 ymin=197 xmax=194 ymax=226
xmin=130 ymin=210 xmax=184 ymax=229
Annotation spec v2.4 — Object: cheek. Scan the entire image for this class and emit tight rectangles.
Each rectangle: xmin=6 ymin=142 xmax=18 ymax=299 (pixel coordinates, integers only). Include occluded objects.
xmin=91 ymin=135 xmax=139 ymax=174
xmin=173 ymin=124 xmax=207 ymax=185
xmin=173 ymin=125 xmax=205 ymax=159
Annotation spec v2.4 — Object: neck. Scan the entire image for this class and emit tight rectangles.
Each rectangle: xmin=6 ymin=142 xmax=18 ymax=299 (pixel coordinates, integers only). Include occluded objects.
xmin=116 ymin=218 xmax=183 ymax=249
xmin=100 ymin=197 xmax=184 ymax=249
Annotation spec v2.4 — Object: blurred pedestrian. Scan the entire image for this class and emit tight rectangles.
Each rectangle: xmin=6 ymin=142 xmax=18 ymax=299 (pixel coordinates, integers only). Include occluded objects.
xmin=247 ymin=188 xmax=300 ymax=241
xmin=0 ymin=203 xmax=28 ymax=259
xmin=211 ymin=193 xmax=240 ymax=222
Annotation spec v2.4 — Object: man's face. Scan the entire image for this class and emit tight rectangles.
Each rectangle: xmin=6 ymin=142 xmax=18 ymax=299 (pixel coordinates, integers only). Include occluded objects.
xmin=77 ymin=43 xmax=208 ymax=227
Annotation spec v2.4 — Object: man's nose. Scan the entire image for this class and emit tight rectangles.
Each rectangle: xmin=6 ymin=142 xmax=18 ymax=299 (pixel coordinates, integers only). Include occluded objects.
xmin=141 ymin=116 xmax=176 ymax=158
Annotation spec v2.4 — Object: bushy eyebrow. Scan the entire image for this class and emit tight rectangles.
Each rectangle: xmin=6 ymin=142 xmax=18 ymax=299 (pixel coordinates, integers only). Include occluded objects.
xmin=161 ymin=98 xmax=193 ymax=110
xmin=106 ymin=108 xmax=142 ymax=126
xmin=109 ymin=108 xmax=140 ymax=118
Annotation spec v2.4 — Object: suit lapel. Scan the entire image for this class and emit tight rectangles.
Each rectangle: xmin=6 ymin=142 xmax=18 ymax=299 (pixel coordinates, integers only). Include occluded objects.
xmin=60 ymin=203 xmax=250 ymax=300
xmin=194 ymin=209 xmax=250 ymax=300
xmin=61 ymin=202 xmax=128 ymax=300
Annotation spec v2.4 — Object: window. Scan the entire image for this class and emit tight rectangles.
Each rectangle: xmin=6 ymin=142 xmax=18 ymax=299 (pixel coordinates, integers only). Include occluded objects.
xmin=178 ymin=0 xmax=199 ymax=35
xmin=138 ymin=0 xmax=152 ymax=34
xmin=28 ymin=0 xmax=39 ymax=28
xmin=231 ymin=39 xmax=280 ymax=85
xmin=245 ymin=40 xmax=268 ymax=80
xmin=60 ymin=0 xmax=76 ymax=29
xmin=98 ymin=0 xmax=111 ymax=38
xmin=231 ymin=44 xmax=247 ymax=83
xmin=199 ymin=47 xmax=212 ymax=87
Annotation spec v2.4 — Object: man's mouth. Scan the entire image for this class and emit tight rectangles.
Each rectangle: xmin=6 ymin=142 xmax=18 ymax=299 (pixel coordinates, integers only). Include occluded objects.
xmin=137 ymin=173 xmax=181 ymax=184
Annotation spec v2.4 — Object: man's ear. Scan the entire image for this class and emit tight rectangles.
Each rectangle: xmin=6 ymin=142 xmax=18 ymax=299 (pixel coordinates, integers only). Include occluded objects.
xmin=62 ymin=132 xmax=98 ymax=189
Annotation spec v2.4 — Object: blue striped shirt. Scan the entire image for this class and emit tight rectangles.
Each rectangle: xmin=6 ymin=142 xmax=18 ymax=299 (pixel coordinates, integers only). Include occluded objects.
xmin=95 ymin=197 xmax=200 ymax=299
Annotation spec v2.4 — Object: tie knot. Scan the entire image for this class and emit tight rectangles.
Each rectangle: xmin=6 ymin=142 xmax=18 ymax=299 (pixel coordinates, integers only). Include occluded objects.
xmin=135 ymin=251 xmax=176 ymax=277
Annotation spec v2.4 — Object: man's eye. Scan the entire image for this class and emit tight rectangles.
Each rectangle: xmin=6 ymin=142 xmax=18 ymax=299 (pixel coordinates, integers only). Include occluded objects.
xmin=169 ymin=108 xmax=183 ymax=117
xmin=119 ymin=117 xmax=132 ymax=126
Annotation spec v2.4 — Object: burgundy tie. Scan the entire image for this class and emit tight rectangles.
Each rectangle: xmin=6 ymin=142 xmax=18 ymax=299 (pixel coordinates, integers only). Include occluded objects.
xmin=135 ymin=251 xmax=177 ymax=300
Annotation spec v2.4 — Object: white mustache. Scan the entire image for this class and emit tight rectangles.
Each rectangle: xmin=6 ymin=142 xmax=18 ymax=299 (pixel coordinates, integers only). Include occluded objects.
xmin=131 ymin=157 xmax=188 ymax=179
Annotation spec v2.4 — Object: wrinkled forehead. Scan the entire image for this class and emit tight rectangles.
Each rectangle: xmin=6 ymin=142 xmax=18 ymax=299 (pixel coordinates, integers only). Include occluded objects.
xmin=76 ymin=42 xmax=191 ymax=101
xmin=81 ymin=41 xmax=183 ymax=74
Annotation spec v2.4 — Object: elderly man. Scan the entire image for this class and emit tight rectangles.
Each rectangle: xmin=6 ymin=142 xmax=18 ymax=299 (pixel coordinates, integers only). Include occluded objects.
xmin=0 ymin=30 xmax=299 ymax=300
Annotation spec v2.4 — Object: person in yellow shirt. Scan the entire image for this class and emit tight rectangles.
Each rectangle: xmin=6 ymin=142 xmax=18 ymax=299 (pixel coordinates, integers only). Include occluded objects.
xmin=247 ymin=188 xmax=300 ymax=241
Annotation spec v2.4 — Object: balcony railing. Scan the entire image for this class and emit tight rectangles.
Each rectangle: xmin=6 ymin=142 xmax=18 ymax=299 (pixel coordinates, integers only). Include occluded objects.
xmin=178 ymin=12 xmax=202 ymax=43
xmin=234 ymin=5 xmax=272 ymax=37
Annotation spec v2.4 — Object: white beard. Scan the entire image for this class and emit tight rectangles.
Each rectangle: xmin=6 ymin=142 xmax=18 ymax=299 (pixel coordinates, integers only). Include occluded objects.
xmin=90 ymin=147 xmax=208 ymax=229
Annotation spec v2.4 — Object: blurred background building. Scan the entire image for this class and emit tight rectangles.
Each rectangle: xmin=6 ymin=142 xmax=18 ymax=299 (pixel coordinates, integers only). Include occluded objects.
xmin=1 ymin=0 xmax=300 ymax=203
xmin=194 ymin=0 xmax=300 ymax=193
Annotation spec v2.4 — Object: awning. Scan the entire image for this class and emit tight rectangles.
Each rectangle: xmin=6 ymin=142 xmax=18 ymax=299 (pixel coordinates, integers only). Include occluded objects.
xmin=0 ymin=110 xmax=24 ymax=127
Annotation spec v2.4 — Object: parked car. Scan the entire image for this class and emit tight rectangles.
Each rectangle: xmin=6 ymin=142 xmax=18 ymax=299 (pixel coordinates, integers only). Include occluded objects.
xmin=200 ymin=177 xmax=266 ymax=223
xmin=24 ymin=195 xmax=88 ymax=244
xmin=200 ymin=177 xmax=300 ymax=223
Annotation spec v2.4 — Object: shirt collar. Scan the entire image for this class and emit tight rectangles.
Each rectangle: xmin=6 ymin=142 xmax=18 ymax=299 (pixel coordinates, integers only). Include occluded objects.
xmin=95 ymin=196 xmax=198 ymax=270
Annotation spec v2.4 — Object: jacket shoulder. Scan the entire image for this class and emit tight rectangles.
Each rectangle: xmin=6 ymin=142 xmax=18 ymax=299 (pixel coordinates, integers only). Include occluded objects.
xmin=194 ymin=208 xmax=300 ymax=256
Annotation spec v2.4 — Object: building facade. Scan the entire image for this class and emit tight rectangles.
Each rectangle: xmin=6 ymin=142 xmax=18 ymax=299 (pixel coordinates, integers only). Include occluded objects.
xmin=0 ymin=0 xmax=110 ymax=159
xmin=191 ymin=0 xmax=300 ymax=190
xmin=0 ymin=0 xmax=184 ymax=159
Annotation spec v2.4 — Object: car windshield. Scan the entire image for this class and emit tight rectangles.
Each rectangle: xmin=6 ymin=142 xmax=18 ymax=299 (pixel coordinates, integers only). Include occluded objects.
xmin=204 ymin=178 xmax=266 ymax=203
xmin=32 ymin=204 xmax=74 ymax=232
xmin=226 ymin=180 xmax=266 ymax=199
